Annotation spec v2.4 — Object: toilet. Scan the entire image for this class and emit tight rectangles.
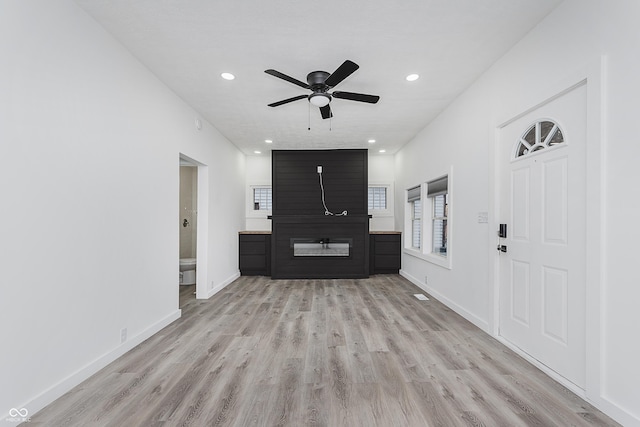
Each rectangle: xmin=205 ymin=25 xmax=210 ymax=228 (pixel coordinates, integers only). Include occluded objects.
xmin=179 ymin=258 xmax=197 ymax=285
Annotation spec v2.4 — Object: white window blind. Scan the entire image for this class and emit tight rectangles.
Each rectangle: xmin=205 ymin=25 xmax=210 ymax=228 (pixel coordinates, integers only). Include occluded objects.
xmin=407 ymin=185 xmax=421 ymax=202
xmin=428 ymin=177 xmax=448 ymax=256
xmin=412 ymin=199 xmax=422 ymax=249
xmin=368 ymin=186 xmax=387 ymax=210
xmin=407 ymin=185 xmax=422 ymax=249
xmin=253 ymin=187 xmax=272 ymax=211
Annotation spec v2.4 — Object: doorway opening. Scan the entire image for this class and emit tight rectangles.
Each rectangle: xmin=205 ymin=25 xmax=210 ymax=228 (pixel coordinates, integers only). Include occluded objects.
xmin=179 ymin=154 xmax=209 ymax=308
xmin=179 ymin=157 xmax=197 ymax=307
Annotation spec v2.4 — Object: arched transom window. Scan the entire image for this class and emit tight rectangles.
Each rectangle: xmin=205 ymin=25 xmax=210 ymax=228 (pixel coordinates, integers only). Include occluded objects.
xmin=515 ymin=120 xmax=564 ymax=158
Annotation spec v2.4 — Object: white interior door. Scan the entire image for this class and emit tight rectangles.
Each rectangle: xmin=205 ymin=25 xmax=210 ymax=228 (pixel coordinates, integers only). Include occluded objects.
xmin=498 ymin=83 xmax=587 ymax=389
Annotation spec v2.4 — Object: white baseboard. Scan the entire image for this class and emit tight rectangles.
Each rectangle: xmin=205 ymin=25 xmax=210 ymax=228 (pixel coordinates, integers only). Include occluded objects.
xmin=589 ymin=396 xmax=640 ymax=427
xmin=205 ymin=271 xmax=240 ymax=299
xmin=399 ymin=269 xmax=490 ymax=333
xmin=2 ymin=310 xmax=181 ymax=426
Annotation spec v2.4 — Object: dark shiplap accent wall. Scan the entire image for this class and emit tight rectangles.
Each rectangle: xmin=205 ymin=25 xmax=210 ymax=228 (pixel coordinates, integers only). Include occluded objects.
xmin=272 ymin=149 xmax=367 ymax=216
xmin=271 ymin=149 xmax=369 ymax=279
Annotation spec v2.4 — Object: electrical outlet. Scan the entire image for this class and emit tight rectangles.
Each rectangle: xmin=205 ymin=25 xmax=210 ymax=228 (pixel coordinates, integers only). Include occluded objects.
xmin=120 ymin=328 xmax=127 ymax=343
xmin=210 ymin=280 xmax=214 ymax=290
xmin=424 ymin=276 xmax=428 ymax=285
xmin=317 ymin=165 xmax=322 ymax=173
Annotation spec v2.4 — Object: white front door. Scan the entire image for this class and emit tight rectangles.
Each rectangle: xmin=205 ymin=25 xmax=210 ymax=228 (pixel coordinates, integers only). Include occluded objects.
xmin=498 ymin=83 xmax=587 ymax=389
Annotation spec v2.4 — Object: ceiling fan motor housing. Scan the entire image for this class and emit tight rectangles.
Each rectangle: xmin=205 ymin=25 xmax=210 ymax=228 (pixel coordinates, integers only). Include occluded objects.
xmin=307 ymin=71 xmax=331 ymax=90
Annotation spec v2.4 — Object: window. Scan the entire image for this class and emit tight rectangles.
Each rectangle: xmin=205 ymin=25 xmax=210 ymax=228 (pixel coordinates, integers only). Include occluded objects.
xmin=428 ymin=176 xmax=448 ymax=257
xmin=515 ymin=120 xmax=564 ymax=158
xmin=407 ymin=185 xmax=422 ymax=249
xmin=368 ymin=184 xmax=393 ymax=218
xmin=368 ymin=186 xmax=387 ymax=210
xmin=404 ymin=173 xmax=451 ymax=268
xmin=253 ymin=187 xmax=272 ymax=211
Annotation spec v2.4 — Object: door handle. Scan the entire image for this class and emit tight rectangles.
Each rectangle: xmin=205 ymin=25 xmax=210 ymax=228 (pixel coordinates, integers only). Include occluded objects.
xmin=497 ymin=245 xmax=507 ymax=253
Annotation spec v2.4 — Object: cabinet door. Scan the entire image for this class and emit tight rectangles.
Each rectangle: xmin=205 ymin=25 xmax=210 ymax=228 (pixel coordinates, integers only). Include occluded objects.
xmin=239 ymin=235 xmax=271 ymax=275
xmin=370 ymin=234 xmax=401 ymax=274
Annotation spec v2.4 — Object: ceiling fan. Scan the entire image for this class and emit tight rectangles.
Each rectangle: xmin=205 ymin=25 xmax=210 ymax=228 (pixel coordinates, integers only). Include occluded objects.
xmin=265 ymin=60 xmax=380 ymax=119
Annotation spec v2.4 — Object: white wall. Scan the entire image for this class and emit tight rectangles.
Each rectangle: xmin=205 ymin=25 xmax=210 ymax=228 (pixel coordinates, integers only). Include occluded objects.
xmin=395 ymin=90 xmax=492 ymax=328
xmin=0 ymin=1 xmax=244 ymax=421
xmin=244 ymin=152 xmax=396 ymax=231
xmin=394 ymin=0 xmax=640 ymax=424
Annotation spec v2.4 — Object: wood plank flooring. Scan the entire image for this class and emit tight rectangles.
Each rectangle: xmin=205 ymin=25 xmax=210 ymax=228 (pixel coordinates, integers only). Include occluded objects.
xmin=27 ymin=275 xmax=619 ymax=426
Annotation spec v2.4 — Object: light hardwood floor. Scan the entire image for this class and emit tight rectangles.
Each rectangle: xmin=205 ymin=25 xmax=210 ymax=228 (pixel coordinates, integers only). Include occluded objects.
xmin=28 ymin=275 xmax=619 ymax=426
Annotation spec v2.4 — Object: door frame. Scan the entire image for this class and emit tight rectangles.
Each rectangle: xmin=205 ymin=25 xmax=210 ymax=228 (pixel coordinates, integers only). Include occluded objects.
xmin=488 ymin=58 xmax=604 ymax=400
xmin=179 ymin=153 xmax=209 ymax=300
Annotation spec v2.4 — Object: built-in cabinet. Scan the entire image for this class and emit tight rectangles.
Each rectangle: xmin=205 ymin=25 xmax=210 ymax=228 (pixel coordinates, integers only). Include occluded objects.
xmin=369 ymin=232 xmax=402 ymax=274
xmin=239 ymin=231 xmax=400 ymax=276
xmin=238 ymin=232 xmax=271 ymax=276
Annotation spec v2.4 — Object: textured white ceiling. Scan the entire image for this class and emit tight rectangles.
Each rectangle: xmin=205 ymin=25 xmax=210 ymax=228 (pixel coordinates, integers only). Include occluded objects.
xmin=75 ymin=0 xmax=562 ymax=156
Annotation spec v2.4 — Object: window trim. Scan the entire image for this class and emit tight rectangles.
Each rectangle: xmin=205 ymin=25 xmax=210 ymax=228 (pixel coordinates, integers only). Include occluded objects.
xmin=368 ymin=183 xmax=394 ymax=217
xmin=246 ymin=184 xmax=272 ymax=218
xmin=403 ymin=169 xmax=452 ymax=270
xmin=405 ymin=184 xmax=423 ymax=252
xmin=253 ymin=186 xmax=272 ymax=211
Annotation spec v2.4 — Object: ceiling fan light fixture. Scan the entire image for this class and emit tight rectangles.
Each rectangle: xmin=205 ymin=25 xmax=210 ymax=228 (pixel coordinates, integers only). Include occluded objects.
xmin=265 ymin=60 xmax=378 ymax=119
xmin=309 ymin=93 xmax=331 ymax=107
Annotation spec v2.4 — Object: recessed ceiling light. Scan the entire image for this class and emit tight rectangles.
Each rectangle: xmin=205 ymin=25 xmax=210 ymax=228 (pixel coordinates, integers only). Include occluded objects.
xmin=221 ymin=72 xmax=235 ymax=80
xmin=406 ymin=74 xmax=419 ymax=82
xmin=368 ymin=139 xmax=376 ymax=144
xmin=254 ymin=150 xmax=261 ymax=154
xmin=265 ymin=139 xmax=273 ymax=144
xmin=379 ymin=149 xmax=386 ymax=153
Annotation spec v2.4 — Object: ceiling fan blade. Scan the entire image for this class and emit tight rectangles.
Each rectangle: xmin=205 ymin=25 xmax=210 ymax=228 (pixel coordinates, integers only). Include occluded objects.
xmin=324 ymin=60 xmax=359 ymax=88
xmin=332 ymin=91 xmax=380 ymax=104
xmin=264 ymin=69 xmax=310 ymax=89
xmin=268 ymin=94 xmax=308 ymax=107
xmin=319 ymin=104 xmax=333 ymax=120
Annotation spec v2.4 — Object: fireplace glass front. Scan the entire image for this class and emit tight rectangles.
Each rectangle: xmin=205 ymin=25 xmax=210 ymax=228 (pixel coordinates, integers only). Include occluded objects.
xmin=291 ymin=238 xmax=351 ymax=257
